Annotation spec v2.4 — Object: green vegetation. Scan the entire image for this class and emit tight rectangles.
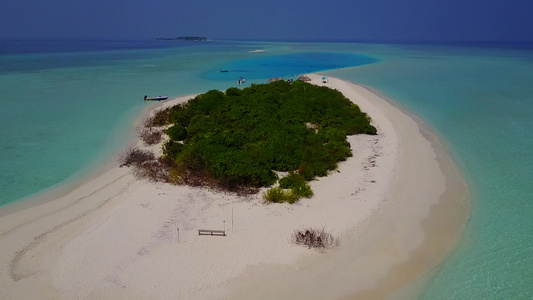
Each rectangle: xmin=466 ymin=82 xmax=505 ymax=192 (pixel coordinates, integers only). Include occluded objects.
xmin=290 ymin=181 xmax=313 ymax=198
xmin=262 ymin=173 xmax=312 ymax=203
xmin=276 ymin=171 xmax=313 ymax=200
xmin=166 ymin=124 xmax=187 ymax=141
xmin=148 ymin=80 xmax=377 ymax=199
xmin=263 ymin=187 xmax=298 ymax=204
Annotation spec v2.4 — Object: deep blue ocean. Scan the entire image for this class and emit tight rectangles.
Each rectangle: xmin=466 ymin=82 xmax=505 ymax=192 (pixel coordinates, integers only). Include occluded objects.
xmin=0 ymin=39 xmax=532 ymax=299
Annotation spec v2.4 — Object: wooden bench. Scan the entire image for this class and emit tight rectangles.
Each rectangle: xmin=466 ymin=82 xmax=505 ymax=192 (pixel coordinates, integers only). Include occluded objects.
xmin=198 ymin=229 xmax=226 ymax=236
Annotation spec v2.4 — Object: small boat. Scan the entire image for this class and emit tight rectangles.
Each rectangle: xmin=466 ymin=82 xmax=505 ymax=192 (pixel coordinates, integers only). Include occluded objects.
xmin=220 ymin=70 xmax=229 ymax=73
xmin=144 ymin=95 xmax=168 ymax=101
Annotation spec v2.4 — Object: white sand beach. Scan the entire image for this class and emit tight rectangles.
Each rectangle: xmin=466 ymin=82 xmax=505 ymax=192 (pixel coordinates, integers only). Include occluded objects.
xmin=0 ymin=75 xmax=469 ymax=299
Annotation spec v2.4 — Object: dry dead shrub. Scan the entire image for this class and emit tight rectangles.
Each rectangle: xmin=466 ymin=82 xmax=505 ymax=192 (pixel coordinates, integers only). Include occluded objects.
xmin=292 ymin=227 xmax=339 ymax=250
xmin=143 ymin=115 xmax=157 ymax=129
xmin=139 ymin=128 xmax=162 ymax=145
xmin=129 ymin=157 xmax=175 ymax=182
xmin=118 ymin=147 xmax=155 ymax=167
xmin=120 ymin=145 xmax=258 ymax=195
xmin=132 ymin=159 xmax=166 ymax=181
xmin=216 ymin=178 xmax=258 ymax=195
xmin=174 ymin=168 xmax=209 ymax=187
xmin=146 ymin=107 xmax=171 ymax=127
xmin=168 ymin=166 xmax=258 ymax=195
xmin=231 ymin=185 xmax=258 ymax=196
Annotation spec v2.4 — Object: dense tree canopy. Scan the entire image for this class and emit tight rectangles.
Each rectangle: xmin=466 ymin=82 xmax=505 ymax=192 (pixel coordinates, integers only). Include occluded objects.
xmin=152 ymin=80 xmax=377 ymax=194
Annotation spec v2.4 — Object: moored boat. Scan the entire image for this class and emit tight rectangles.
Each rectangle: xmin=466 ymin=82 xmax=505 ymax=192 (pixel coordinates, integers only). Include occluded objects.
xmin=144 ymin=95 xmax=169 ymax=101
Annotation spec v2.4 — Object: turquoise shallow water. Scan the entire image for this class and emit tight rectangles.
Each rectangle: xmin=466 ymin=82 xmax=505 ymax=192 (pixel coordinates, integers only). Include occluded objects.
xmin=330 ymin=44 xmax=533 ymax=299
xmin=202 ymin=51 xmax=378 ymax=80
xmin=1 ymin=40 xmax=532 ymax=298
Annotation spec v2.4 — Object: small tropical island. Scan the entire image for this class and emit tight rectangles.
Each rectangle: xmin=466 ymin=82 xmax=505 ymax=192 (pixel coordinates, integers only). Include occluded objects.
xmin=156 ymin=36 xmax=207 ymax=41
xmin=122 ymin=80 xmax=377 ymax=203
xmin=1 ymin=75 xmax=461 ymax=299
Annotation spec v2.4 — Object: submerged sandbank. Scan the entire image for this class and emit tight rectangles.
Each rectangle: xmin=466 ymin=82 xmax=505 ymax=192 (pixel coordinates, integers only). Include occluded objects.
xmin=0 ymin=76 xmax=468 ymax=299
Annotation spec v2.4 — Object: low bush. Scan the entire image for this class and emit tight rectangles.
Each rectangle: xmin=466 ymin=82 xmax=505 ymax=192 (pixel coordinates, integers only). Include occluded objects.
xmin=119 ymin=148 xmax=176 ymax=182
xmin=226 ymin=87 xmax=242 ymax=96
xmin=292 ymin=227 xmax=339 ymax=249
xmin=291 ymin=182 xmax=313 ymax=198
xmin=118 ymin=147 xmax=155 ymax=167
xmin=279 ymin=171 xmax=306 ymax=189
xmin=147 ymin=107 xmax=172 ymax=127
xmin=279 ymin=172 xmax=313 ymax=198
xmin=167 ymin=124 xmax=187 ymax=141
xmin=263 ymin=187 xmax=297 ymax=204
xmin=163 ymin=140 xmax=185 ymax=159
xmin=140 ymin=128 xmax=162 ymax=145
xmin=131 ymin=158 xmax=171 ymax=182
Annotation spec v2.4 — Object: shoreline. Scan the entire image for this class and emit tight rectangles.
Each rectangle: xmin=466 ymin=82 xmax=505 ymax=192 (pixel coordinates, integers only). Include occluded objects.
xmin=0 ymin=76 xmax=469 ymax=299
xmin=0 ymin=98 xmax=185 ymax=218
xmin=215 ymin=75 xmax=470 ymax=299
xmin=342 ymin=79 xmax=470 ymax=299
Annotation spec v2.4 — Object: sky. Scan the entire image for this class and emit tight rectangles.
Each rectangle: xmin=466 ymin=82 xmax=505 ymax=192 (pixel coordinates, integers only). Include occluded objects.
xmin=1 ymin=0 xmax=532 ymax=42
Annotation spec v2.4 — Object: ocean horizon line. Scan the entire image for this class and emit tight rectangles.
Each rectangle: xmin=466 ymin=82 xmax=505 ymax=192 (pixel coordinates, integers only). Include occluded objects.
xmin=2 ymin=37 xmax=532 ymax=46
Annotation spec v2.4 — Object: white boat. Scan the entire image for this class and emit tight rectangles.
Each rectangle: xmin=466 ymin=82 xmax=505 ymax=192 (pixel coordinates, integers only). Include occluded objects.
xmin=144 ymin=95 xmax=168 ymax=101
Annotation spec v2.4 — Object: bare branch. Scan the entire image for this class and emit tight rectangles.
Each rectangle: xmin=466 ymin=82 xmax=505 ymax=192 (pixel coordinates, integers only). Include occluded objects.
xmin=292 ymin=227 xmax=339 ymax=250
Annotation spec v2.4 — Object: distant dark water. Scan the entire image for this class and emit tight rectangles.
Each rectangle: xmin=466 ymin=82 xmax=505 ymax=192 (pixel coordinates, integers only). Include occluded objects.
xmin=3 ymin=39 xmax=530 ymax=57
xmin=0 ymin=38 xmax=197 ymax=55
xmin=0 ymin=39 xmax=214 ymax=74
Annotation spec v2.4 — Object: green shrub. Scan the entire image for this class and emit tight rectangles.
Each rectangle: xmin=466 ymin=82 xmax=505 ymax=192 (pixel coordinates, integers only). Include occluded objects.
xmin=168 ymin=104 xmax=192 ymax=127
xmin=318 ymin=127 xmax=346 ymax=143
xmin=158 ymin=82 xmax=376 ymax=195
xmin=167 ymin=124 xmax=188 ymax=141
xmin=162 ymin=140 xmax=184 ymax=159
xmin=148 ymin=107 xmax=171 ymax=126
xmin=291 ymin=182 xmax=313 ymax=198
xmin=298 ymin=161 xmax=328 ymax=181
xmin=279 ymin=172 xmax=313 ymax=199
xmin=263 ymin=187 xmax=298 ymax=204
xmin=226 ymin=87 xmax=242 ymax=96
xmin=325 ymin=140 xmax=352 ymax=162
xmin=279 ymin=171 xmax=306 ymax=189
